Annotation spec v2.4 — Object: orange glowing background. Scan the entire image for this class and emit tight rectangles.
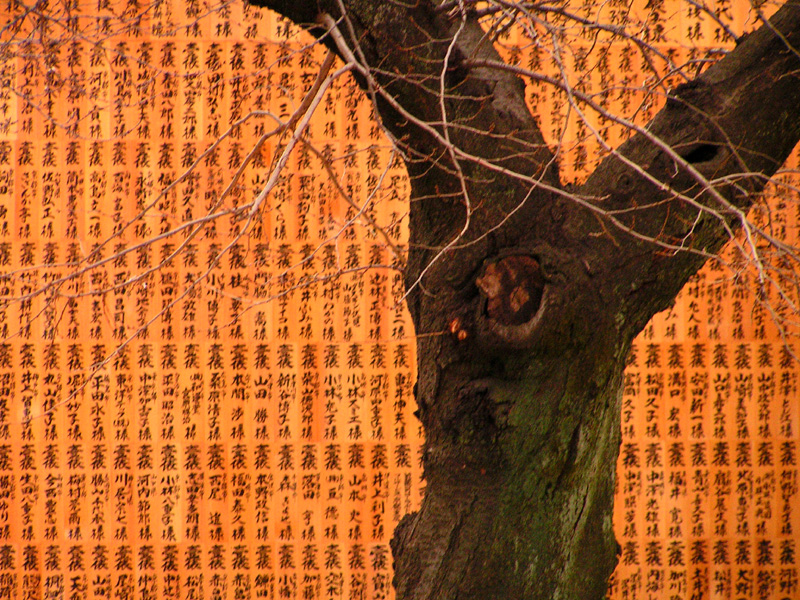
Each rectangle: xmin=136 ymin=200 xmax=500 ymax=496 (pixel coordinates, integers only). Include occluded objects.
xmin=0 ymin=0 xmax=799 ymax=598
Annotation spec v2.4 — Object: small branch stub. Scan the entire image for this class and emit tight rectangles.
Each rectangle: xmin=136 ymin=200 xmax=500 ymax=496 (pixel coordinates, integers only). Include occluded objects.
xmin=449 ymin=316 xmax=470 ymax=342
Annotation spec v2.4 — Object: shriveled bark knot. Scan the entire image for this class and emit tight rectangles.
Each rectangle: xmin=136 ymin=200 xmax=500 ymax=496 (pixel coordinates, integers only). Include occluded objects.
xmin=476 ymin=254 xmax=544 ymax=326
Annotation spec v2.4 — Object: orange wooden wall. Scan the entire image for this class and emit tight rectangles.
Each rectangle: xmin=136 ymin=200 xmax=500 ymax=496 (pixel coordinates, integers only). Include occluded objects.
xmin=0 ymin=0 xmax=798 ymax=598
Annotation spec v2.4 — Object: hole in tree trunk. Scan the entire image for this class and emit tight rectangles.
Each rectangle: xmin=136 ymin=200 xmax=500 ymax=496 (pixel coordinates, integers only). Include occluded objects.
xmin=683 ymin=143 xmax=718 ymax=164
xmin=476 ymin=254 xmax=544 ymax=326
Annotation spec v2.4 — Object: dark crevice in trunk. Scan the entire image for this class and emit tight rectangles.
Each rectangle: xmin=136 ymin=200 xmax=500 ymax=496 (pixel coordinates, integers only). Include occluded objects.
xmin=683 ymin=143 xmax=719 ymax=164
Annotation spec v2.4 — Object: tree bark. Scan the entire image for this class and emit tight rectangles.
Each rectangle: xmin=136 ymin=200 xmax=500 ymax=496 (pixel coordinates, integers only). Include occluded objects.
xmin=247 ymin=0 xmax=800 ymax=597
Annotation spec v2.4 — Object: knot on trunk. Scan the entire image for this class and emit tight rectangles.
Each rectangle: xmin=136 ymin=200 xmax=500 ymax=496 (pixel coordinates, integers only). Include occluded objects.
xmin=476 ymin=254 xmax=544 ymax=326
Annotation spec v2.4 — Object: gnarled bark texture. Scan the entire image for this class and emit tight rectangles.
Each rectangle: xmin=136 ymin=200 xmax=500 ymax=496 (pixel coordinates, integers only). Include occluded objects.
xmin=247 ymin=0 xmax=800 ymax=597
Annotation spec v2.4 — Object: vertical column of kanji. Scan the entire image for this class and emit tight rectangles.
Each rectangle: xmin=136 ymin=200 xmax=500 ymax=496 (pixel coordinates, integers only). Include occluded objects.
xmin=83 ymin=48 xmax=111 ymax=584
xmin=520 ymin=18 xmax=546 ymax=153
xmin=0 ymin=44 xmax=13 ymax=240
xmin=252 ymin=334 xmax=275 ymax=598
xmin=314 ymin=50 xmax=345 ymax=589
xmin=0 ymin=326 xmax=11 ymax=597
xmin=292 ymin=100 xmax=324 ymax=597
xmin=660 ymin=296 xmax=690 ymax=598
xmin=246 ymin=38 xmax=276 ymax=595
xmin=64 ymin=310 xmax=87 ymax=600
xmin=150 ymin=13 xmax=182 ymax=590
xmin=297 ymin=253 xmax=322 ymax=600
xmin=231 ymin=326 xmax=255 ymax=594
xmin=168 ymin=10 xmax=199 ymax=588
xmin=275 ymin=240 xmax=299 ymax=600
xmin=227 ymin=217 xmax=253 ymax=600
xmin=41 ymin=334 xmax=64 ymax=600
xmin=36 ymin=21 xmax=66 ymax=596
xmin=542 ymin=47 xmax=566 ymax=158
xmin=752 ymin=330 xmax=777 ymax=599
xmin=158 ymin=328 xmax=181 ymax=599
xmin=244 ymin=18 xmax=276 ymax=571
xmin=688 ymin=274 xmax=722 ymax=598
xmin=233 ymin=44 xmax=258 ymax=594
xmin=9 ymin=237 xmax=34 ymax=595
xmin=37 ymin=33 xmax=63 ymax=245
xmin=349 ymin=288 xmax=368 ymax=600
xmin=18 ymin=341 xmax=40 ymax=600
xmin=320 ymin=245 xmax=345 ymax=600
xmin=87 ymin=36 xmax=114 ymax=244
xmin=61 ymin=41 xmax=86 ymax=540
xmin=772 ymin=162 xmax=800 ymax=598
xmin=0 ymin=28 xmax=22 ymax=594
xmin=776 ymin=338 xmax=800 ymax=598
xmin=696 ymin=310 xmax=718 ymax=599
xmin=564 ymin=54 xmax=590 ymax=178
xmin=13 ymin=33 xmax=47 ymax=597
xmin=0 ymin=63 xmax=12 ymax=588
xmin=709 ymin=274 xmax=735 ymax=600
xmin=231 ymin=21 xmax=259 ymax=595
xmin=180 ymin=292 xmax=204 ymax=600
xmin=171 ymin=10 xmax=205 ymax=590
xmin=202 ymin=37 xmax=226 ymax=242
xmin=592 ymin=41 xmax=617 ymax=168
xmin=642 ymin=325 xmax=668 ymax=598
xmin=111 ymin=344 xmax=134 ymax=600
xmin=659 ymin=297 xmax=690 ymax=600
xmin=8 ymin=11 xmax=45 ymax=600
xmin=752 ymin=176 xmax=800 ymax=599
xmin=14 ymin=51 xmax=39 ymax=562
xmin=295 ymin=49 xmax=332 ymax=600
xmin=62 ymin=39 xmax=83 ymax=246
xmin=107 ymin=28 xmax=134 ymax=600
xmin=129 ymin=32 xmax=158 ymax=590
xmin=13 ymin=32 xmax=36 ymax=245
xmin=0 ymin=215 xmax=12 ymax=600
xmin=134 ymin=338 xmax=157 ymax=599
xmin=614 ymin=334 xmax=643 ymax=599
xmin=322 ymin=69 xmax=364 ymax=597
xmin=88 ymin=274 xmax=112 ymax=600
xmin=196 ymin=10 xmax=229 ymax=586
xmin=365 ymin=243 xmax=391 ymax=600
xmin=731 ymin=279 xmax=753 ymax=599
xmin=87 ymin=32 xmax=114 ymax=586
xmin=341 ymin=238 xmax=369 ymax=600
xmin=268 ymin=25 xmax=302 ymax=590
xmin=692 ymin=272 xmax=728 ymax=599
xmin=129 ymin=91 xmax=157 ymax=588
xmin=723 ymin=274 xmax=756 ymax=599
xmin=204 ymin=340 xmax=229 ymax=597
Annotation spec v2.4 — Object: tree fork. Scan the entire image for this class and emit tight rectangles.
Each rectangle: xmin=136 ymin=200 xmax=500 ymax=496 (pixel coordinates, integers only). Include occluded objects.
xmin=247 ymin=0 xmax=800 ymax=597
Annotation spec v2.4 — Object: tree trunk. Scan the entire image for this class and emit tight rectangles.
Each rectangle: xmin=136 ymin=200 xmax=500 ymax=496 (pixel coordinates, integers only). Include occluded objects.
xmin=248 ymin=0 xmax=800 ymax=597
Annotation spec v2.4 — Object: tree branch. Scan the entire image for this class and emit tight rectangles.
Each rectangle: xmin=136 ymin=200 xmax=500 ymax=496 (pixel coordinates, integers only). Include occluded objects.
xmin=247 ymin=0 xmax=568 ymax=309
xmin=579 ymin=0 xmax=800 ymax=334
xmin=250 ymin=1 xmax=556 ymax=179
